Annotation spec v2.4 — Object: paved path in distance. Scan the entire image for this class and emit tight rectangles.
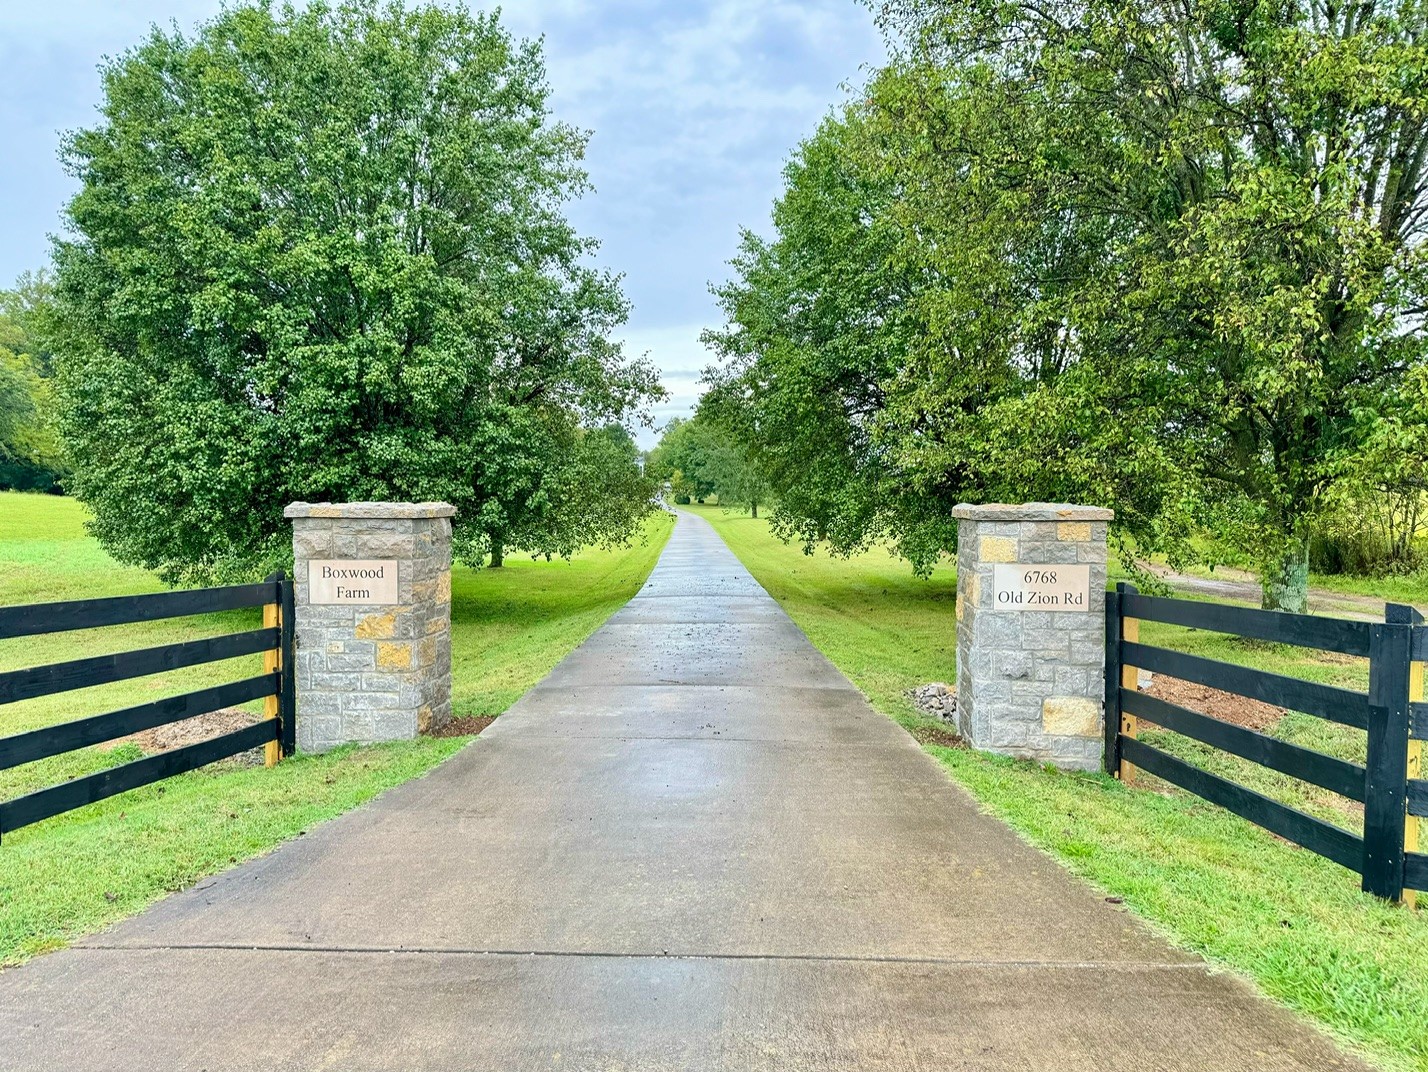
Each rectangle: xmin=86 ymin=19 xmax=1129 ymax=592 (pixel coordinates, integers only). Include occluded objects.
xmin=0 ymin=511 xmax=1367 ymax=1071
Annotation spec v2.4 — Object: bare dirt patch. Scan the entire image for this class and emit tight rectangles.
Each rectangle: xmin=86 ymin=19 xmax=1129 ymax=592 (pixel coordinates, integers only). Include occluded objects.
xmin=429 ymin=715 xmax=496 ymax=738
xmin=101 ymin=708 xmax=267 ymax=764
xmin=910 ymin=723 xmax=968 ymax=749
xmin=1142 ymin=676 xmax=1285 ymax=732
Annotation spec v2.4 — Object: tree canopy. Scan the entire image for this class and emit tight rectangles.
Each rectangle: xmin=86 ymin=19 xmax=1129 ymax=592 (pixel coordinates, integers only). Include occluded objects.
xmin=50 ymin=0 xmax=662 ymax=583
xmin=706 ymin=0 xmax=1428 ymax=609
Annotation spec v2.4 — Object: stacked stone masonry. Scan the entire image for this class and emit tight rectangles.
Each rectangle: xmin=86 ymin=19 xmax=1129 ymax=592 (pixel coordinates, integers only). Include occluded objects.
xmin=285 ymin=502 xmax=455 ymax=753
xmin=953 ymin=503 xmax=1113 ymax=772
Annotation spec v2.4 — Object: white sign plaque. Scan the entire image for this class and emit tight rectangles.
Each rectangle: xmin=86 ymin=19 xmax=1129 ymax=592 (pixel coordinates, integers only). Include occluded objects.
xmin=309 ymin=560 xmax=399 ymax=605
xmin=992 ymin=563 xmax=1090 ymax=613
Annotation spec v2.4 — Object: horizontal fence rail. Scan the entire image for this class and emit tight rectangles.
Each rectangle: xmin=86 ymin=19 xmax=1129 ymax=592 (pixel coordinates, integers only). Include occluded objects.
xmin=1121 ymin=690 xmax=1366 ymax=801
xmin=0 ymin=628 xmax=279 ymax=706
xmin=1408 ymin=779 xmax=1428 ymax=818
xmin=1406 ymin=853 xmax=1428 ymax=892
xmin=0 ymin=673 xmax=279 ymax=772
xmin=1119 ymin=641 xmax=1371 ymax=729
xmin=1107 ymin=582 xmax=1427 ymax=903
xmin=1120 ymin=591 xmax=1373 ymax=657
xmin=0 ymin=582 xmax=275 ymax=640
xmin=0 ymin=574 xmax=293 ymax=841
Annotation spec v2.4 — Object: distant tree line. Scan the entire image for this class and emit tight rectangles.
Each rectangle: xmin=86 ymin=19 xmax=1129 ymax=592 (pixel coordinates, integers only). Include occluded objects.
xmin=646 ymin=413 xmax=766 ymax=516
xmin=0 ymin=274 xmax=63 ymax=494
xmin=701 ymin=0 xmax=1428 ymax=611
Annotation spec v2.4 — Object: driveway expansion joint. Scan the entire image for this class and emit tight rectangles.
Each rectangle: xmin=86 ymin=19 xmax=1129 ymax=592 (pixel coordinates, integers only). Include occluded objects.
xmin=75 ymin=943 xmax=1213 ymax=973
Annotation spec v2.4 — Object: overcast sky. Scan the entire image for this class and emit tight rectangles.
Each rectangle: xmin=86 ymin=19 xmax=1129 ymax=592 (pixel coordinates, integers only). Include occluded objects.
xmin=0 ymin=1 xmax=885 ymax=444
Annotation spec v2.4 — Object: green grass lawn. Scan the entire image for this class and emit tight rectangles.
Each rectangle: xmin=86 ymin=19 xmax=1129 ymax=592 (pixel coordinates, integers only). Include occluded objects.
xmin=687 ymin=504 xmax=1428 ymax=1072
xmin=0 ymin=491 xmax=673 ymax=966
xmin=1306 ymin=569 xmax=1428 ymax=605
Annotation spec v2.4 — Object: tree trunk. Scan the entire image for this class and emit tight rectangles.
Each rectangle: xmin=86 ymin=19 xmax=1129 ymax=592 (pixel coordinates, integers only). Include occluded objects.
xmin=751 ymin=500 xmax=758 ymax=519
xmin=489 ymin=533 xmax=504 ymax=569
xmin=1261 ymin=535 xmax=1309 ymax=614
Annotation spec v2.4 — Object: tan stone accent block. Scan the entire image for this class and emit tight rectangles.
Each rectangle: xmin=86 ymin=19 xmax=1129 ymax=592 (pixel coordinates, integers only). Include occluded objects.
xmin=417 ymin=705 xmax=434 ymax=733
xmin=1057 ymin=522 xmax=1092 ymax=542
xmin=438 ymin=572 xmax=451 ymax=601
xmin=417 ymin=636 xmax=437 ymax=669
xmin=376 ymin=641 xmax=413 ymax=670
xmin=967 ymin=573 xmax=980 ymax=607
xmin=1042 ymin=696 xmax=1100 ymax=737
xmin=980 ymin=536 xmax=1017 ymax=563
xmin=308 ymin=505 xmax=345 ymax=518
xmin=355 ymin=611 xmax=397 ymax=639
xmin=956 ymin=593 xmax=964 ymax=622
xmin=327 ymin=642 xmax=344 ymax=654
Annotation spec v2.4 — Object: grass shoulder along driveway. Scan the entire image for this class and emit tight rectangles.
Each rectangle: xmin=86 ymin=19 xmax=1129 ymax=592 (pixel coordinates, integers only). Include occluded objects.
xmin=687 ymin=504 xmax=1428 ymax=1072
xmin=0 ymin=492 xmax=673 ymax=966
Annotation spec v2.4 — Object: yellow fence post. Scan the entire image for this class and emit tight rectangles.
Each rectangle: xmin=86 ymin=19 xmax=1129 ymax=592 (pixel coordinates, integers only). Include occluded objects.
xmin=1407 ymin=656 xmax=1423 ymax=910
xmin=1119 ymin=615 xmax=1139 ymax=785
xmin=263 ymin=599 xmax=281 ymax=768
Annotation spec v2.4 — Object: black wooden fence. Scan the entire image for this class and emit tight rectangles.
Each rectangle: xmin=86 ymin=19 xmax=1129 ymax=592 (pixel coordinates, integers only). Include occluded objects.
xmin=1105 ymin=582 xmax=1426 ymax=903
xmin=0 ymin=573 xmax=295 ymax=841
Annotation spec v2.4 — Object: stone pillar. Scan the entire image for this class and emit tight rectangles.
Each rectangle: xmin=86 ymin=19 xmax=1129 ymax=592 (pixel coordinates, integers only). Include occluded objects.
xmin=284 ymin=502 xmax=455 ymax=753
xmin=953 ymin=503 xmax=1113 ymax=771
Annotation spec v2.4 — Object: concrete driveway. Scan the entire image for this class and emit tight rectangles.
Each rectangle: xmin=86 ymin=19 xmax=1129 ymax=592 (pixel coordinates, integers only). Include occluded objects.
xmin=0 ymin=511 xmax=1368 ymax=1070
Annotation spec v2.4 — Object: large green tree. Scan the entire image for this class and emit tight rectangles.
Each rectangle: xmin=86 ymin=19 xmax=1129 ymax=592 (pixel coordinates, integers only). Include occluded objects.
xmin=710 ymin=1 xmax=1428 ymax=608
xmin=0 ymin=358 xmax=28 ymax=459
xmin=702 ymin=112 xmax=949 ymax=564
xmin=704 ymin=96 xmax=1182 ymax=573
xmin=51 ymin=1 xmax=661 ymax=583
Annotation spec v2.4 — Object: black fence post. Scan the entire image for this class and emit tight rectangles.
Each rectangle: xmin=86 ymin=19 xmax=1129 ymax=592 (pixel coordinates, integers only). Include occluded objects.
xmin=1362 ymin=606 xmax=1414 ymax=901
xmin=1104 ymin=587 xmax=1122 ymax=775
xmin=280 ymin=573 xmax=297 ymax=757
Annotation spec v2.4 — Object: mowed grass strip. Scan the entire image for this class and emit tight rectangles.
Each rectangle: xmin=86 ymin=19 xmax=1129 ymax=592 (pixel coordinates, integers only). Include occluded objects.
xmin=687 ymin=504 xmax=1428 ymax=1072
xmin=0 ymin=492 xmax=673 ymax=966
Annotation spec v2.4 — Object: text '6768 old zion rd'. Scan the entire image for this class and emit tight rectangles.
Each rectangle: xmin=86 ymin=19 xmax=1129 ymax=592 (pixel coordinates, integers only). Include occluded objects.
xmin=991 ymin=563 xmax=1090 ymax=612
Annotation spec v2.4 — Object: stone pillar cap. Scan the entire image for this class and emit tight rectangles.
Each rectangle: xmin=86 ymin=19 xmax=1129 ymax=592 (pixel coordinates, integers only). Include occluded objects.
xmin=284 ymin=501 xmax=458 ymax=520
xmin=952 ymin=502 xmax=1114 ymax=522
